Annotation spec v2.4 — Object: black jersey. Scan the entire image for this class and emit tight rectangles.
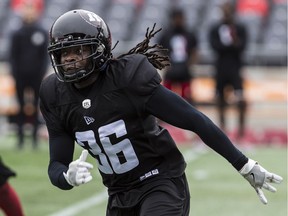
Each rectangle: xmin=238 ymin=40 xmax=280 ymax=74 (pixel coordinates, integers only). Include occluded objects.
xmin=40 ymin=54 xmax=186 ymax=193
xmin=158 ymin=28 xmax=197 ymax=81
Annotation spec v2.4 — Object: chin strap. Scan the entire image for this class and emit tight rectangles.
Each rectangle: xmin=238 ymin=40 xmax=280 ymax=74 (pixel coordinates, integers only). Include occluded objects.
xmin=99 ymin=59 xmax=110 ymax=72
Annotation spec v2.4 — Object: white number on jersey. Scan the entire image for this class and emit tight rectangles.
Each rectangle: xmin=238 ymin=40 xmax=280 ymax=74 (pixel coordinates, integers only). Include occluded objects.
xmin=75 ymin=120 xmax=139 ymax=174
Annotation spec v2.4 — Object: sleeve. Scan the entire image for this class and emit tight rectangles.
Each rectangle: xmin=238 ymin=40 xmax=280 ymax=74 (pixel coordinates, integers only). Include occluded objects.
xmin=39 ymin=76 xmax=64 ymax=131
xmin=125 ymin=54 xmax=162 ymax=95
xmin=209 ymin=24 xmax=226 ymax=52
xmin=39 ymin=77 xmax=74 ymax=190
xmin=120 ymin=54 xmax=162 ymax=111
xmin=47 ymin=127 xmax=75 ymax=190
xmin=145 ymin=85 xmax=248 ymax=170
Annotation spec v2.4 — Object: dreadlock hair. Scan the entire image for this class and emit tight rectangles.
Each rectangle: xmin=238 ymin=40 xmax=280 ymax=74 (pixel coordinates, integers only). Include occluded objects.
xmin=117 ymin=23 xmax=170 ymax=70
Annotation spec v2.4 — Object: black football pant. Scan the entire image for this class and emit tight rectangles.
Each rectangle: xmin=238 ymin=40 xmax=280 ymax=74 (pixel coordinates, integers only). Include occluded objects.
xmin=106 ymin=174 xmax=190 ymax=216
xmin=14 ymin=76 xmax=42 ymax=148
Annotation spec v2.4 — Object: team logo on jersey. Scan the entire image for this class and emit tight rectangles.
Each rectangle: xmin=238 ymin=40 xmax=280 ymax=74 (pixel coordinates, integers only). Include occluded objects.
xmin=140 ymin=169 xmax=159 ymax=181
xmin=84 ymin=116 xmax=95 ymax=125
xmin=82 ymin=99 xmax=91 ymax=109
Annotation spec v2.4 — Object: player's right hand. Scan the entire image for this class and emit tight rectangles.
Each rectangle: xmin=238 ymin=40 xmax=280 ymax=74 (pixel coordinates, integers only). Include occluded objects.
xmin=239 ymin=159 xmax=283 ymax=204
xmin=63 ymin=150 xmax=94 ymax=187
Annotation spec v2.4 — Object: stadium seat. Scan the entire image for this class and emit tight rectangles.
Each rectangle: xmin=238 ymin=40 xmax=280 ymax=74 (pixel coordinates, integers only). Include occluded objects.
xmin=105 ymin=1 xmax=137 ymax=41
xmin=0 ymin=0 xmax=287 ymax=66
xmin=131 ymin=3 xmax=169 ymax=42
xmin=76 ymin=0 xmax=110 ymax=19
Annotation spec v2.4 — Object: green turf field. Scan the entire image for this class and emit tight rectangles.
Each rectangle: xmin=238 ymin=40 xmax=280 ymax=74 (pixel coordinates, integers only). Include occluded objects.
xmin=0 ymin=135 xmax=287 ymax=216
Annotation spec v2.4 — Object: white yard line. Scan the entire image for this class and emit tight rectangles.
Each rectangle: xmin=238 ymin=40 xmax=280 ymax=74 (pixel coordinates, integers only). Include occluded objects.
xmin=48 ymin=190 xmax=108 ymax=216
xmin=183 ymin=145 xmax=209 ymax=163
xmin=48 ymin=147 xmax=207 ymax=216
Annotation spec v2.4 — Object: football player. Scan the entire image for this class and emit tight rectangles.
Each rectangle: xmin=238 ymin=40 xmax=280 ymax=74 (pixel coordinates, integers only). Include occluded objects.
xmin=39 ymin=9 xmax=283 ymax=216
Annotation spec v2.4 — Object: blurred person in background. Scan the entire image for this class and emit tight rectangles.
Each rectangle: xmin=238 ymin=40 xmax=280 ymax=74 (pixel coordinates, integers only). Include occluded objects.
xmin=0 ymin=156 xmax=25 ymax=216
xmin=208 ymin=1 xmax=248 ymax=141
xmin=9 ymin=0 xmax=48 ymax=149
xmin=158 ymin=8 xmax=198 ymax=104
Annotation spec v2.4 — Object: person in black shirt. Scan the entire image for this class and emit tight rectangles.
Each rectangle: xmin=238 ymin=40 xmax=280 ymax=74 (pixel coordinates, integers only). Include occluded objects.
xmin=209 ymin=1 xmax=247 ymax=139
xmin=39 ymin=9 xmax=282 ymax=216
xmin=158 ymin=8 xmax=198 ymax=104
xmin=9 ymin=1 xmax=48 ymax=149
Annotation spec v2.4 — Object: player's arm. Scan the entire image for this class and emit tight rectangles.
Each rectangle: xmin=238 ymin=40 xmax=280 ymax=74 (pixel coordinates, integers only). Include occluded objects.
xmin=39 ymin=78 xmax=92 ymax=190
xmin=146 ymin=85 xmax=246 ymax=167
xmin=146 ymin=85 xmax=283 ymax=204
xmin=47 ymin=127 xmax=93 ymax=189
xmin=47 ymin=130 xmax=74 ymax=189
xmin=39 ymin=79 xmax=74 ymax=190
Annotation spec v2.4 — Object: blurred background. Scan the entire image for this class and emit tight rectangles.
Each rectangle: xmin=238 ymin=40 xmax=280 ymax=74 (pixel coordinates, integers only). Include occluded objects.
xmin=0 ymin=0 xmax=287 ymax=216
xmin=0 ymin=0 xmax=287 ymax=141
xmin=0 ymin=0 xmax=287 ymax=63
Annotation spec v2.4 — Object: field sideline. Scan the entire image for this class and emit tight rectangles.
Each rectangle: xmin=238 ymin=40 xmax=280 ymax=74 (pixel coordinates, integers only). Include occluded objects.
xmin=0 ymin=135 xmax=287 ymax=216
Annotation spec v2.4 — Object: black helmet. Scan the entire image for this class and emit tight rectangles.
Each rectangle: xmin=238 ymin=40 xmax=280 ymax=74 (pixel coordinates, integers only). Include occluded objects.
xmin=48 ymin=9 xmax=112 ymax=82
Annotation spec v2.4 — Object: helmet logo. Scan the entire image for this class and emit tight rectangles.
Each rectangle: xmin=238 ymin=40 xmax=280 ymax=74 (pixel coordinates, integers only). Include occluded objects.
xmin=82 ymin=99 xmax=91 ymax=109
xmin=80 ymin=10 xmax=103 ymax=28
xmin=87 ymin=12 xmax=102 ymax=22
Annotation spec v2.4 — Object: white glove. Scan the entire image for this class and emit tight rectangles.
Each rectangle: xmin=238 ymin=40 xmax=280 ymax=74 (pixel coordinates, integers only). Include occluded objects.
xmin=63 ymin=150 xmax=94 ymax=187
xmin=239 ymin=159 xmax=283 ymax=204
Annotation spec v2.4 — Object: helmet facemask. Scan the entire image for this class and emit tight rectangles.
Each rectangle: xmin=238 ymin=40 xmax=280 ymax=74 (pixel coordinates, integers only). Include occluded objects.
xmin=48 ymin=9 xmax=112 ymax=83
xmin=48 ymin=36 xmax=108 ymax=83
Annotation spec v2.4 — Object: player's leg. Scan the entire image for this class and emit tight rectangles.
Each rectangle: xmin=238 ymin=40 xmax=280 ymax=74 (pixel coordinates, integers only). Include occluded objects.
xmin=29 ymin=79 xmax=42 ymax=149
xmin=106 ymin=206 xmax=137 ymax=216
xmin=106 ymin=195 xmax=137 ymax=216
xmin=234 ymin=89 xmax=246 ymax=139
xmin=14 ymin=79 xmax=26 ymax=148
xmin=139 ymin=174 xmax=190 ymax=216
xmin=216 ymin=79 xmax=226 ymax=131
xmin=181 ymin=81 xmax=193 ymax=104
xmin=232 ymin=72 xmax=246 ymax=139
xmin=0 ymin=182 xmax=25 ymax=216
xmin=214 ymin=68 xmax=229 ymax=132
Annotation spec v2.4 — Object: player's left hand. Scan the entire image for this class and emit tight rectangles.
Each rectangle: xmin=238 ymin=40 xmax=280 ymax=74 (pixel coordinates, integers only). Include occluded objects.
xmin=239 ymin=159 xmax=283 ymax=204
